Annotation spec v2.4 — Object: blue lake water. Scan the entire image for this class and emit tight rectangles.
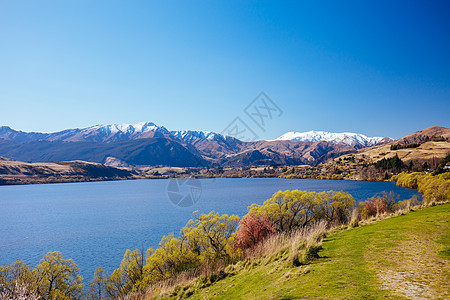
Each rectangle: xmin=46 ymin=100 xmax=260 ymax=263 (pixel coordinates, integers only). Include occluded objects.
xmin=0 ymin=178 xmax=420 ymax=282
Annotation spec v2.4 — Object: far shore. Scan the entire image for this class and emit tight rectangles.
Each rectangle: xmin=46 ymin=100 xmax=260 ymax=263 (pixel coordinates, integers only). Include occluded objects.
xmin=0 ymin=172 xmax=390 ymax=187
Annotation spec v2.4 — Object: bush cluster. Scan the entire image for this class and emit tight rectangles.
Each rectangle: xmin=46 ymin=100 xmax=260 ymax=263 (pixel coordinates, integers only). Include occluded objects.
xmin=356 ymin=191 xmax=399 ymax=219
xmin=374 ymin=154 xmax=404 ymax=170
xmin=247 ymin=190 xmax=355 ymax=232
xmin=392 ymin=172 xmax=450 ymax=203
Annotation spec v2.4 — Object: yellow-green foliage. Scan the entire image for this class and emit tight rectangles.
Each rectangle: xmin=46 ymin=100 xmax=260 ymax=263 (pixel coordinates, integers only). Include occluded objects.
xmin=107 ymin=191 xmax=356 ymax=296
xmin=143 ymin=233 xmax=198 ymax=286
xmin=392 ymin=172 xmax=450 ymax=203
xmin=104 ymin=248 xmax=148 ymax=297
xmin=248 ymin=190 xmax=355 ymax=231
xmin=104 ymin=211 xmax=240 ymax=297
xmin=0 ymin=261 xmax=35 ymax=298
xmin=0 ymin=252 xmax=84 ymax=300
xmin=181 ymin=211 xmax=240 ymax=262
xmin=34 ymin=252 xmax=84 ymax=300
xmin=184 ymin=204 xmax=450 ymax=300
xmin=393 ymin=172 xmax=424 ymax=189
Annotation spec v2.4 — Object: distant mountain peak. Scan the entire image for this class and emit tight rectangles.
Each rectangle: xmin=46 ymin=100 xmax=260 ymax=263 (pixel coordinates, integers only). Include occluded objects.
xmin=275 ymin=130 xmax=390 ymax=147
xmin=0 ymin=121 xmax=173 ymax=143
xmin=170 ymin=130 xmax=237 ymax=143
xmin=87 ymin=121 xmax=169 ymax=134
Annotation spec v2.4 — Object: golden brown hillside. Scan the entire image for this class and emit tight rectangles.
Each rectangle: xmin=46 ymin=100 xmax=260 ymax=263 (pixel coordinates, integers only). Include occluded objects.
xmin=336 ymin=127 xmax=450 ymax=166
xmin=350 ymin=141 xmax=450 ymax=164
xmin=0 ymin=156 xmax=134 ymax=185
xmin=395 ymin=126 xmax=450 ymax=144
xmin=318 ymin=127 xmax=450 ymax=181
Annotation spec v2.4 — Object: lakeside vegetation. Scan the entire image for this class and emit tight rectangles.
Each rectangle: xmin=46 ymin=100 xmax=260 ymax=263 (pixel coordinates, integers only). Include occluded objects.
xmin=1 ymin=171 xmax=448 ymax=299
xmin=392 ymin=172 xmax=450 ymax=203
xmin=182 ymin=202 xmax=449 ymax=299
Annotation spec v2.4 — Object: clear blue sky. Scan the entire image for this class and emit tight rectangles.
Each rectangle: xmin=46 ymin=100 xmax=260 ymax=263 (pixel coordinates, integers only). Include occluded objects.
xmin=1 ymin=0 xmax=449 ymax=139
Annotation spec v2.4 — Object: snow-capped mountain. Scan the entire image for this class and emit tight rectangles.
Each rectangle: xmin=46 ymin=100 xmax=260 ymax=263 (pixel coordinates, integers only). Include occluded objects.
xmin=170 ymin=130 xmax=237 ymax=143
xmin=0 ymin=122 xmax=172 ymax=143
xmin=68 ymin=121 xmax=171 ymax=142
xmin=88 ymin=121 xmax=170 ymax=135
xmin=275 ymin=130 xmax=390 ymax=147
xmin=1 ymin=123 xmax=390 ymax=148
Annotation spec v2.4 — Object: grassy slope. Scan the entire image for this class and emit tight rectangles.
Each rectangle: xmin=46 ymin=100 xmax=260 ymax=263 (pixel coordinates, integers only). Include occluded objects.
xmin=344 ymin=141 xmax=450 ymax=164
xmin=169 ymin=204 xmax=450 ymax=299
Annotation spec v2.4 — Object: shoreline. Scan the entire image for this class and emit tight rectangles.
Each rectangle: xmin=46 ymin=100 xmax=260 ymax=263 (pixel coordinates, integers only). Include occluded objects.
xmin=0 ymin=173 xmax=390 ymax=187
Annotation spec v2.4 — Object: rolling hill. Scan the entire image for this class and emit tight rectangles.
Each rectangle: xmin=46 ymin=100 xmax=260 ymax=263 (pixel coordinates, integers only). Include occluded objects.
xmin=338 ymin=126 xmax=450 ymax=166
xmin=0 ymin=156 xmax=135 ymax=185
xmin=394 ymin=126 xmax=450 ymax=144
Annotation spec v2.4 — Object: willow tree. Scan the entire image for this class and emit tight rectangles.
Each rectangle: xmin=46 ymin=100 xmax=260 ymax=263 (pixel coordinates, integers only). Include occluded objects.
xmin=249 ymin=190 xmax=355 ymax=231
xmin=106 ymin=248 xmax=150 ymax=298
xmin=34 ymin=251 xmax=83 ymax=300
xmin=181 ymin=211 xmax=240 ymax=262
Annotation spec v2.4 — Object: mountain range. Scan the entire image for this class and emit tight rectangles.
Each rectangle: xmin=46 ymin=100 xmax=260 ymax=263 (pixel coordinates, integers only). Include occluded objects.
xmin=1 ymin=122 xmax=440 ymax=168
xmin=0 ymin=122 xmax=389 ymax=145
xmin=275 ymin=130 xmax=389 ymax=147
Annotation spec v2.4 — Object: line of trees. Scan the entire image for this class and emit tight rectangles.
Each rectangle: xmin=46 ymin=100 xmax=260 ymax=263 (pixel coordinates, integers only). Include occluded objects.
xmin=374 ymin=154 xmax=404 ymax=171
xmin=392 ymin=172 xmax=450 ymax=203
xmin=247 ymin=190 xmax=355 ymax=231
xmin=390 ymin=143 xmax=421 ymax=150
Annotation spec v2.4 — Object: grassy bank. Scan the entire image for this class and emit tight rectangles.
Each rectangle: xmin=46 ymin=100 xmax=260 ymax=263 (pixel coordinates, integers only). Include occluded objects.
xmin=160 ymin=203 xmax=450 ymax=299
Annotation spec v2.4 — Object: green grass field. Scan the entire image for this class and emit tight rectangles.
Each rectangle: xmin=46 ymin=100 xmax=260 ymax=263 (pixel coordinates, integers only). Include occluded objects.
xmin=164 ymin=203 xmax=450 ymax=299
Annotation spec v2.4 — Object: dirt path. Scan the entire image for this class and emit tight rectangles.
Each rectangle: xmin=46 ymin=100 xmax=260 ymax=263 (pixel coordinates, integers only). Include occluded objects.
xmin=377 ymin=233 xmax=450 ymax=299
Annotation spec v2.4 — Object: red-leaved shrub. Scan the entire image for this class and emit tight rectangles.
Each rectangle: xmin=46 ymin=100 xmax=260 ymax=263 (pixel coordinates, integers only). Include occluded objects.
xmin=234 ymin=213 xmax=276 ymax=251
xmin=358 ymin=191 xmax=399 ymax=219
xmin=363 ymin=197 xmax=387 ymax=217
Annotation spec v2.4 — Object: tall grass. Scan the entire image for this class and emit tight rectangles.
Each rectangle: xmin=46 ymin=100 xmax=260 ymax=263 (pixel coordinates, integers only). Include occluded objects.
xmin=240 ymin=221 xmax=328 ymax=263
